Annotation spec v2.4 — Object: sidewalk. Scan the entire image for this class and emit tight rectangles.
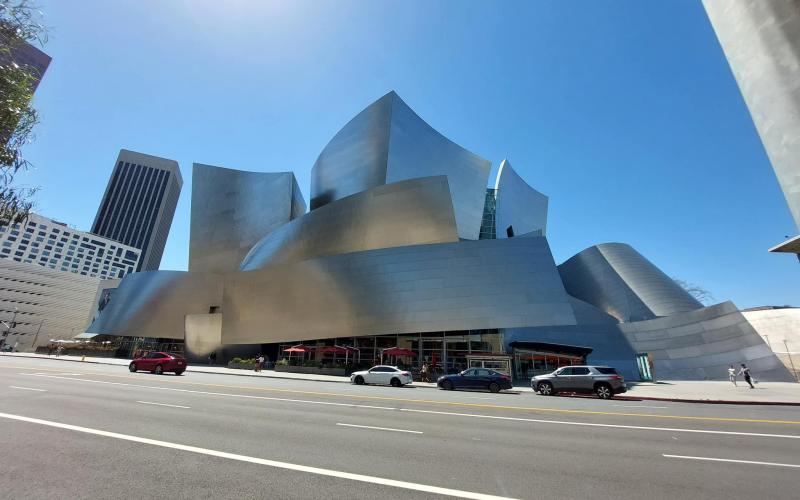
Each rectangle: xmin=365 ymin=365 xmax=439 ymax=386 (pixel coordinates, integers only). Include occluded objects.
xmin=3 ymin=352 xmax=799 ymax=405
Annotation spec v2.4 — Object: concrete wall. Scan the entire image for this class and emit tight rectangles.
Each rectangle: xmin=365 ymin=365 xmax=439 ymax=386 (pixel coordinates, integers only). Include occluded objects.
xmin=0 ymin=259 xmax=101 ymax=351
xmin=742 ymin=308 xmax=800 ymax=381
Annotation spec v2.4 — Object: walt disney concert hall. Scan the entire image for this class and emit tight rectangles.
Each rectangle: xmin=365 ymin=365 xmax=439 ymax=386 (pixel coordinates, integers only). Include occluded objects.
xmin=88 ymin=92 xmax=793 ymax=382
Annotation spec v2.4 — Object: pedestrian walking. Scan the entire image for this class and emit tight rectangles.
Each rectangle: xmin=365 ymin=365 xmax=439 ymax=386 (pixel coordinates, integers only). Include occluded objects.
xmin=728 ymin=365 xmax=737 ymax=386
xmin=738 ymin=363 xmax=755 ymax=389
xmin=256 ymin=354 xmax=265 ymax=372
xmin=208 ymin=351 xmax=216 ymax=366
xmin=421 ymin=362 xmax=430 ymax=383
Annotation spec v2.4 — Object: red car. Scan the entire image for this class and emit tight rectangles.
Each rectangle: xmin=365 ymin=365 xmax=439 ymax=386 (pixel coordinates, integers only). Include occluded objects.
xmin=129 ymin=352 xmax=186 ymax=375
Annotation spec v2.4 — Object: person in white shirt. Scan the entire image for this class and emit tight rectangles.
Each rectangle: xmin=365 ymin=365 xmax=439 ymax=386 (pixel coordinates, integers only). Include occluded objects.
xmin=727 ymin=365 xmax=737 ymax=386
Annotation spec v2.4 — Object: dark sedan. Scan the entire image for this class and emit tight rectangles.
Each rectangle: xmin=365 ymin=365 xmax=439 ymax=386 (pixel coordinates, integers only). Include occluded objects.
xmin=129 ymin=351 xmax=186 ymax=375
xmin=437 ymin=368 xmax=513 ymax=393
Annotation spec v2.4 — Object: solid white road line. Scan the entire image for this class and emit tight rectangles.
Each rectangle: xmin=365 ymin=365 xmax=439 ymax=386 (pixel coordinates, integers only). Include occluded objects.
xmin=612 ymin=405 xmax=668 ymax=409
xmin=8 ymin=386 xmax=46 ymax=392
xmin=136 ymin=401 xmax=190 ymax=409
xmin=23 ymin=374 xmax=800 ymax=441
xmin=663 ymin=454 xmax=800 ymax=468
xmin=0 ymin=411 xmax=515 ymax=500
xmin=336 ymin=423 xmax=423 ymax=434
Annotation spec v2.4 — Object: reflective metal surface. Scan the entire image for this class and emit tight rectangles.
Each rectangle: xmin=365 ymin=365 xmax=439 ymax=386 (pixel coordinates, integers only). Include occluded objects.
xmin=310 ymin=91 xmax=491 ymax=240
xmin=91 ymin=237 xmax=578 ymax=345
xmin=240 ymin=176 xmax=458 ymax=270
xmin=704 ymin=0 xmax=800 ymax=231
xmin=494 ymin=159 xmax=548 ymax=238
xmin=228 ymin=237 xmax=576 ymax=344
xmin=189 ymin=164 xmax=305 ymax=273
xmin=558 ymin=243 xmax=702 ymax=322
xmin=86 ymin=271 xmax=223 ymax=340
xmin=621 ymin=301 xmax=794 ymax=381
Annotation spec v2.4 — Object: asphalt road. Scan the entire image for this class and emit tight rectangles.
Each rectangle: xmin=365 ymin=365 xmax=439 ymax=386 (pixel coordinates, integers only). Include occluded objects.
xmin=0 ymin=357 xmax=798 ymax=500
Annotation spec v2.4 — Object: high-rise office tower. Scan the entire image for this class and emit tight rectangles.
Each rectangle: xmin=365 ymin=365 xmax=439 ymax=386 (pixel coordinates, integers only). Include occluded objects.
xmin=91 ymin=149 xmax=182 ymax=272
xmin=0 ymin=41 xmax=51 ymax=145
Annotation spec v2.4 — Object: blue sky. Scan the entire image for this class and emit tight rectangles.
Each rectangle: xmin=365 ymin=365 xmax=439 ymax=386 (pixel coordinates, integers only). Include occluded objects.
xmin=19 ymin=0 xmax=798 ymax=308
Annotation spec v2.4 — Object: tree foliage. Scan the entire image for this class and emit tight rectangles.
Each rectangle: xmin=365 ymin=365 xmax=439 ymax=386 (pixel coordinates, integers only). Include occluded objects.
xmin=0 ymin=0 xmax=47 ymax=226
xmin=673 ymin=277 xmax=715 ymax=305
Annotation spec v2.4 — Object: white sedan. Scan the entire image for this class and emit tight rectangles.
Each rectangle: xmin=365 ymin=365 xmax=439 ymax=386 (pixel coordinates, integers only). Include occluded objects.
xmin=350 ymin=365 xmax=413 ymax=387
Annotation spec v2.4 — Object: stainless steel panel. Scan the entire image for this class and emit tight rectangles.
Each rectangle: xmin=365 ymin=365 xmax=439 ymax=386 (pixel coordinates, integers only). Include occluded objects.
xmin=310 ymin=91 xmax=491 ymax=240
xmin=86 ymin=271 xmax=223 ymax=340
xmin=620 ymin=302 xmax=794 ymax=381
xmin=240 ymin=176 xmax=459 ymax=270
xmin=189 ymin=163 xmax=305 ymax=273
xmin=494 ymin=159 xmax=548 ymax=237
xmin=703 ymin=0 xmax=800 ymax=231
xmin=558 ymin=243 xmax=702 ymax=322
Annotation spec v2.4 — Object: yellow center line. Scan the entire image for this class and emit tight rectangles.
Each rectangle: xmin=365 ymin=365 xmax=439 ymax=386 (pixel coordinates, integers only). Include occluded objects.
xmin=3 ymin=363 xmax=800 ymax=426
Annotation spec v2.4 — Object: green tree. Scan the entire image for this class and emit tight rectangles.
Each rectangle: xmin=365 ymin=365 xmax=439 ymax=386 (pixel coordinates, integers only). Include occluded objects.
xmin=0 ymin=0 xmax=47 ymax=225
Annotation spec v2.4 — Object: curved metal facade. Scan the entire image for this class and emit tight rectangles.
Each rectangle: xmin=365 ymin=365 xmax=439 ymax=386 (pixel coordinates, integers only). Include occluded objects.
xmin=228 ymin=237 xmax=576 ymax=344
xmin=558 ymin=243 xmax=702 ymax=323
xmin=189 ymin=164 xmax=305 ymax=273
xmin=494 ymin=159 xmax=548 ymax=237
xmin=310 ymin=91 xmax=491 ymax=240
xmin=621 ymin=302 xmax=794 ymax=381
xmin=87 ymin=271 xmax=223 ymax=340
xmin=240 ymin=176 xmax=458 ymax=270
xmin=89 ymin=237 xmax=577 ymax=345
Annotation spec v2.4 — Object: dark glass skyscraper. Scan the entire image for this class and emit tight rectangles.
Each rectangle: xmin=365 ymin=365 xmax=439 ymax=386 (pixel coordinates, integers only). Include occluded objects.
xmin=91 ymin=149 xmax=182 ymax=272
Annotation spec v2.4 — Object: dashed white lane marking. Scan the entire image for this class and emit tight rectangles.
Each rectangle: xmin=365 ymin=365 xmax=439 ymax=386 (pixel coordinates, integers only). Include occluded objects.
xmin=663 ymin=454 xmax=800 ymax=468
xmin=613 ymin=405 xmax=668 ymax=409
xmin=23 ymin=373 xmax=800 ymax=440
xmin=0 ymin=412 xmax=515 ymax=500
xmin=9 ymin=386 xmax=46 ymax=392
xmin=136 ymin=401 xmax=190 ymax=409
xmin=336 ymin=423 xmax=423 ymax=434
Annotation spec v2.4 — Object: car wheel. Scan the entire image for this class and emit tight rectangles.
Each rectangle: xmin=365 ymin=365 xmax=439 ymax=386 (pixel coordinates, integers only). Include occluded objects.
xmin=129 ymin=362 xmax=137 ymax=373
xmin=537 ymin=381 xmax=554 ymax=395
xmin=595 ymin=383 xmax=613 ymax=399
xmin=174 ymin=370 xmax=184 ymax=376
xmin=488 ymin=382 xmax=500 ymax=393
xmin=442 ymin=380 xmax=454 ymax=391
xmin=154 ymin=365 xmax=163 ymax=375
xmin=354 ymin=375 xmax=364 ymax=385
xmin=390 ymin=377 xmax=401 ymax=388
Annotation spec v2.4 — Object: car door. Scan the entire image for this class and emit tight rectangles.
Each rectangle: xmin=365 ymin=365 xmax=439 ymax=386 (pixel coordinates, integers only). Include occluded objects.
xmin=570 ymin=367 xmax=592 ymax=392
xmin=458 ymin=369 xmax=478 ymax=389
xmin=368 ymin=367 xmax=390 ymax=384
xmin=149 ymin=352 xmax=166 ymax=369
xmin=553 ymin=367 xmax=573 ymax=390
xmin=474 ymin=369 xmax=493 ymax=389
xmin=137 ymin=353 xmax=152 ymax=370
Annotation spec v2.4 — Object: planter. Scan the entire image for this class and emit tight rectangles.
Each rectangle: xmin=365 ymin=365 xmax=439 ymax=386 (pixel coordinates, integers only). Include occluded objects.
xmin=274 ymin=365 xmax=347 ymax=376
xmin=228 ymin=363 xmax=256 ymax=370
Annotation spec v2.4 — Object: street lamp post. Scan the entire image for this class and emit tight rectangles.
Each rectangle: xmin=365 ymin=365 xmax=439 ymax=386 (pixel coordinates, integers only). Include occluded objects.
xmin=0 ymin=307 xmax=19 ymax=351
xmin=784 ymin=339 xmax=798 ymax=382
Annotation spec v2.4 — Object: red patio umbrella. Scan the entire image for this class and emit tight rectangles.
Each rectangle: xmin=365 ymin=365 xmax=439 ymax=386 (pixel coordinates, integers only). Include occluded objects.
xmin=282 ymin=344 xmax=315 ymax=363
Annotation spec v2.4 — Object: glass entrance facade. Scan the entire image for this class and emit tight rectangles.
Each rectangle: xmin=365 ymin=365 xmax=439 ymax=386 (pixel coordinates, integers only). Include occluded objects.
xmin=276 ymin=329 xmax=504 ymax=378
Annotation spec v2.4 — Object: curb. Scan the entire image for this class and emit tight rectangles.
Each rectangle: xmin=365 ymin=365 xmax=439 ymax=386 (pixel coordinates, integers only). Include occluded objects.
xmin=613 ymin=395 xmax=800 ymax=407
xmin=4 ymin=353 xmax=798 ymax=406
